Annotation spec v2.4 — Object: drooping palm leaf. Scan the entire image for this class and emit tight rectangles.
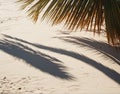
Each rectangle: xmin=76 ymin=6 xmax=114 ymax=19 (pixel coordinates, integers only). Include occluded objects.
xmin=18 ymin=0 xmax=120 ymax=46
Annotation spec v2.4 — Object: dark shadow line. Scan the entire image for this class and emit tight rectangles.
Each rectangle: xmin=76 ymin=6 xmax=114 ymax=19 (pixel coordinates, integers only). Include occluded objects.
xmin=57 ymin=36 xmax=120 ymax=65
xmin=2 ymin=34 xmax=120 ymax=84
xmin=0 ymin=39 xmax=74 ymax=80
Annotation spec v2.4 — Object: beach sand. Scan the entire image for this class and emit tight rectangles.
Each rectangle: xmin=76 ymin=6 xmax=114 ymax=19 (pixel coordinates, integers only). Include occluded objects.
xmin=0 ymin=0 xmax=120 ymax=94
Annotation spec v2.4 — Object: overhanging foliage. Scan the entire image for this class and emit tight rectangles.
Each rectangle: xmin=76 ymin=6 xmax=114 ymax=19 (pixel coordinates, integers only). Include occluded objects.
xmin=18 ymin=0 xmax=120 ymax=46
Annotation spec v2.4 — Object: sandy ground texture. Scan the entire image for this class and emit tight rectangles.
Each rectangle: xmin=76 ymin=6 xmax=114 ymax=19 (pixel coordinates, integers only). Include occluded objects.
xmin=0 ymin=0 xmax=120 ymax=94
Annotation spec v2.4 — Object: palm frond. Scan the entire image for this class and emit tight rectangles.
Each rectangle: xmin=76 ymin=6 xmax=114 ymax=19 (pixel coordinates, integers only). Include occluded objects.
xmin=18 ymin=0 xmax=120 ymax=46
xmin=104 ymin=0 xmax=120 ymax=45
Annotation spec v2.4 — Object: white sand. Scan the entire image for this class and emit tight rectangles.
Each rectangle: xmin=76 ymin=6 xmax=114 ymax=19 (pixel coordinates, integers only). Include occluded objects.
xmin=0 ymin=0 xmax=120 ymax=94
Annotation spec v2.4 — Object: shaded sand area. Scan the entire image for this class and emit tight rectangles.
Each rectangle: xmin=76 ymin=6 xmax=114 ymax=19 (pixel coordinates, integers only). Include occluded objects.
xmin=0 ymin=0 xmax=120 ymax=94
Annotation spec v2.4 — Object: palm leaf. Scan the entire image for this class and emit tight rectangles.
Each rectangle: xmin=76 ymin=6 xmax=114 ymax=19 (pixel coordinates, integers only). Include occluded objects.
xmin=18 ymin=0 xmax=120 ymax=46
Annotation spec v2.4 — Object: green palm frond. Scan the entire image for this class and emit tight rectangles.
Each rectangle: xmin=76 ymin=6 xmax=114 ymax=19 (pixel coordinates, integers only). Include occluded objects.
xmin=18 ymin=0 xmax=120 ymax=46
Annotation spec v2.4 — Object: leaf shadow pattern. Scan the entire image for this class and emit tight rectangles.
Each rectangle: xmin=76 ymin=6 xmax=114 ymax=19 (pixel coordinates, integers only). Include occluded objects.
xmin=57 ymin=36 xmax=120 ymax=65
xmin=2 ymin=34 xmax=120 ymax=84
xmin=0 ymin=38 xmax=74 ymax=80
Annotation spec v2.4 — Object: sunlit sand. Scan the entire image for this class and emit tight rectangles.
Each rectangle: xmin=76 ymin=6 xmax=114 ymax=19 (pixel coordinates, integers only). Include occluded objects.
xmin=0 ymin=0 xmax=120 ymax=94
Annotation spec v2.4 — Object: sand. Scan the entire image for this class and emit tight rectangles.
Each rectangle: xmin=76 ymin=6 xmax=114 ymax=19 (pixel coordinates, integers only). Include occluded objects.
xmin=0 ymin=0 xmax=120 ymax=94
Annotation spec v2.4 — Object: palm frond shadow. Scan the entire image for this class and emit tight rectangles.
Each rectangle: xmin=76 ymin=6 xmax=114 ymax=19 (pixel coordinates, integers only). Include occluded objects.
xmin=2 ymin=34 xmax=120 ymax=84
xmin=0 ymin=38 xmax=74 ymax=80
xmin=57 ymin=36 xmax=120 ymax=65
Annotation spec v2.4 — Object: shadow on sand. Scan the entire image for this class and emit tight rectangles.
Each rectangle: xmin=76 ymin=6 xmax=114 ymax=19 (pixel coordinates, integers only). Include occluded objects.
xmin=57 ymin=36 xmax=120 ymax=65
xmin=1 ymin=34 xmax=120 ymax=84
xmin=0 ymin=35 xmax=120 ymax=84
xmin=0 ymin=37 xmax=74 ymax=80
